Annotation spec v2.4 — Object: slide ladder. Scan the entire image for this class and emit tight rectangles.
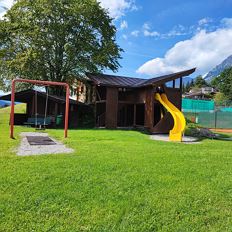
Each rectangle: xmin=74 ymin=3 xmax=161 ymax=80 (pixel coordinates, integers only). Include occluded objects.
xmin=155 ymin=93 xmax=186 ymax=142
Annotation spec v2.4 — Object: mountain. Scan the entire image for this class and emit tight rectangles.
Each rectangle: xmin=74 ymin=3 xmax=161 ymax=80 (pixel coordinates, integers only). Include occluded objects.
xmin=205 ymin=55 xmax=232 ymax=81
xmin=182 ymin=76 xmax=194 ymax=85
xmin=0 ymin=100 xmax=11 ymax=108
xmin=0 ymin=94 xmax=11 ymax=108
xmin=165 ymin=76 xmax=193 ymax=88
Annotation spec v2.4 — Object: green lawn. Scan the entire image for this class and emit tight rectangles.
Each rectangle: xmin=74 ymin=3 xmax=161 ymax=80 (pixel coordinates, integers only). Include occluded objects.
xmin=0 ymin=105 xmax=232 ymax=231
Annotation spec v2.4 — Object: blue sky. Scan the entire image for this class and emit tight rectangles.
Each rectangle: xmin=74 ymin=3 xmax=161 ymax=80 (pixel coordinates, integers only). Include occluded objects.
xmin=102 ymin=0 xmax=232 ymax=78
xmin=110 ymin=0 xmax=232 ymax=77
xmin=1 ymin=0 xmax=232 ymax=81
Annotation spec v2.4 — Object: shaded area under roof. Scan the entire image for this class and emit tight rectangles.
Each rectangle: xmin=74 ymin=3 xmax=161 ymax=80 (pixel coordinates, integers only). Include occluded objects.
xmin=0 ymin=89 xmax=82 ymax=105
xmin=87 ymin=68 xmax=196 ymax=88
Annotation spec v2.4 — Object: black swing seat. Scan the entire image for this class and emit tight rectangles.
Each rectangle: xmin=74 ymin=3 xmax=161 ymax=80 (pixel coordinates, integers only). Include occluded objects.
xmin=24 ymin=117 xmax=52 ymax=126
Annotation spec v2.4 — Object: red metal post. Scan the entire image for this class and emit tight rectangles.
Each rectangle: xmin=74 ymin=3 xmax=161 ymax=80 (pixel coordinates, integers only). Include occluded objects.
xmin=10 ymin=79 xmax=70 ymax=139
xmin=64 ymin=85 xmax=70 ymax=138
xmin=10 ymin=80 xmax=16 ymax=139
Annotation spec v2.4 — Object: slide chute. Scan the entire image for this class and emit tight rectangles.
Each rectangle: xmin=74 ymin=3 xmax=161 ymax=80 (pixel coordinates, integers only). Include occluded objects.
xmin=155 ymin=93 xmax=186 ymax=142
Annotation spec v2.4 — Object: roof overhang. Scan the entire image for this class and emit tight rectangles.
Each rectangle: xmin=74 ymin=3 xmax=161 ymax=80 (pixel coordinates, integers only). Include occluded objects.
xmin=0 ymin=89 xmax=83 ymax=105
xmin=86 ymin=68 xmax=196 ymax=88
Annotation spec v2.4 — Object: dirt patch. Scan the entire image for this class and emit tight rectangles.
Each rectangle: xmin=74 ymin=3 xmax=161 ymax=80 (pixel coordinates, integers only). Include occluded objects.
xmin=210 ymin=128 xmax=232 ymax=134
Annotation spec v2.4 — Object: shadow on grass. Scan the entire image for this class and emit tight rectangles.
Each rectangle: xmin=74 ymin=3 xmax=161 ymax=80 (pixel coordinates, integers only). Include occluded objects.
xmin=16 ymin=124 xmax=232 ymax=144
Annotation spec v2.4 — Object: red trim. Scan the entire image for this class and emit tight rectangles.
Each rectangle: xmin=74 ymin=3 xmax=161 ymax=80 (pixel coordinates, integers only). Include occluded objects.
xmin=10 ymin=79 xmax=70 ymax=139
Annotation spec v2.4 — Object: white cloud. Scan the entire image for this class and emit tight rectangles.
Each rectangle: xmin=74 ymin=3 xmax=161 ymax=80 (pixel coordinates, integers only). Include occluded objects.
xmin=165 ymin=24 xmax=187 ymax=37
xmin=137 ymin=27 xmax=232 ymax=76
xmin=131 ymin=30 xmax=140 ymax=37
xmin=99 ymin=0 xmax=136 ymax=19
xmin=142 ymin=23 xmax=150 ymax=30
xmin=221 ymin=18 xmax=232 ymax=28
xmin=142 ymin=23 xmax=160 ymax=37
xmin=120 ymin=20 xmax=128 ymax=30
xmin=131 ymin=23 xmax=186 ymax=39
xmin=0 ymin=11 xmax=5 ymax=18
xmin=0 ymin=0 xmax=14 ymax=18
xmin=122 ymin=34 xmax=128 ymax=40
xmin=144 ymin=30 xmax=160 ymax=37
xmin=0 ymin=0 xmax=13 ymax=9
xmin=198 ymin=17 xmax=213 ymax=26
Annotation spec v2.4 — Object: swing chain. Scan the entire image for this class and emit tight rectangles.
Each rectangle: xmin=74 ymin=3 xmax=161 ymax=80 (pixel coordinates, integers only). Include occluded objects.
xmin=44 ymin=87 xmax=49 ymax=127
xmin=35 ymin=90 xmax=38 ymax=127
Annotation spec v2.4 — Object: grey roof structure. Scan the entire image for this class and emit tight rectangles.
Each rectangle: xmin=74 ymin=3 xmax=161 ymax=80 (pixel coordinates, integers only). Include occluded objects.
xmin=87 ymin=68 xmax=196 ymax=88
xmin=0 ymin=89 xmax=82 ymax=105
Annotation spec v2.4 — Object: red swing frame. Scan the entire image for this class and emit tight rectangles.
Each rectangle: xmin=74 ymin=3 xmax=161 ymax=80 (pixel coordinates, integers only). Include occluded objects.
xmin=10 ymin=79 xmax=70 ymax=139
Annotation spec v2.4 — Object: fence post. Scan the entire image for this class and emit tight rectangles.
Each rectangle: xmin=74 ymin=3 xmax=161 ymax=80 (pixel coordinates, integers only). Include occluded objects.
xmin=214 ymin=110 xmax=217 ymax=129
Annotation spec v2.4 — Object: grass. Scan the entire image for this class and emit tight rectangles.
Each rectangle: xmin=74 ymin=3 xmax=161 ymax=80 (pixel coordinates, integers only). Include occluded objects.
xmin=0 ymin=105 xmax=232 ymax=231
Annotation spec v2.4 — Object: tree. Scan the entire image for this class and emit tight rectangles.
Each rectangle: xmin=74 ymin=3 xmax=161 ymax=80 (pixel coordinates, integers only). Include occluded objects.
xmin=183 ymin=79 xmax=194 ymax=93
xmin=214 ymin=92 xmax=229 ymax=106
xmin=211 ymin=67 xmax=232 ymax=100
xmin=184 ymin=81 xmax=191 ymax=92
xmin=189 ymin=79 xmax=194 ymax=89
xmin=0 ymin=0 xmax=122 ymax=95
xmin=194 ymin=75 xmax=208 ymax=88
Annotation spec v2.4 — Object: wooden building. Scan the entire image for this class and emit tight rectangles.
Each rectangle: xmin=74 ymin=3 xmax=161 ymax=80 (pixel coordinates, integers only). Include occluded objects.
xmin=1 ymin=68 xmax=195 ymax=132
xmin=0 ymin=89 xmax=91 ymax=128
xmin=85 ymin=68 xmax=196 ymax=133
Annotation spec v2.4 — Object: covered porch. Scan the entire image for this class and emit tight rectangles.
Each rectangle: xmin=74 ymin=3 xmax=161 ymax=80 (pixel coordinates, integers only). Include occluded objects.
xmin=0 ymin=89 xmax=86 ymax=128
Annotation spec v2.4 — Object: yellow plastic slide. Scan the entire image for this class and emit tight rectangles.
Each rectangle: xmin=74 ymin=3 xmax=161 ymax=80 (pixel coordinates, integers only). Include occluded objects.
xmin=155 ymin=93 xmax=186 ymax=142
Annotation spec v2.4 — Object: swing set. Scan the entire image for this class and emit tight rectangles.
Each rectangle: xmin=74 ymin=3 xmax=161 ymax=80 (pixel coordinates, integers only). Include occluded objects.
xmin=10 ymin=79 xmax=70 ymax=139
xmin=25 ymin=87 xmax=50 ymax=130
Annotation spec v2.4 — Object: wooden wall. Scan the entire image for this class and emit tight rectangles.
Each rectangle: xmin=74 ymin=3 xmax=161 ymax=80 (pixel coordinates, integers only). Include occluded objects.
xmin=106 ymin=87 xmax=118 ymax=128
xmin=165 ymin=87 xmax=182 ymax=109
xmin=144 ymin=87 xmax=154 ymax=129
xmin=95 ymin=84 xmax=182 ymax=134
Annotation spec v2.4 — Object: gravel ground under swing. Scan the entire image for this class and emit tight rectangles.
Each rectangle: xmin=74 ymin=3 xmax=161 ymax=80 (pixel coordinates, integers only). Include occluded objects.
xmin=150 ymin=134 xmax=200 ymax=143
xmin=17 ymin=132 xmax=74 ymax=156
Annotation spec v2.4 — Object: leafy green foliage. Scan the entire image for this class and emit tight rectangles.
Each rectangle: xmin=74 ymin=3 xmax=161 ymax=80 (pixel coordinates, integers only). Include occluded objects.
xmin=0 ymin=0 xmax=122 ymax=94
xmin=194 ymin=75 xmax=208 ymax=88
xmin=183 ymin=76 xmax=211 ymax=94
xmin=213 ymin=92 xmax=229 ymax=106
xmin=183 ymin=79 xmax=194 ymax=93
xmin=211 ymin=67 xmax=232 ymax=100
xmin=0 ymin=106 xmax=232 ymax=231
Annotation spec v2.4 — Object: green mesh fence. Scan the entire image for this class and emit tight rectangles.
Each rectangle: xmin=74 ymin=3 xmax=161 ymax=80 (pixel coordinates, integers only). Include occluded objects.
xmin=196 ymin=112 xmax=215 ymax=128
xmin=220 ymin=107 xmax=232 ymax=112
xmin=182 ymin=98 xmax=215 ymax=112
xmin=182 ymin=99 xmax=232 ymax=128
xmin=197 ymin=112 xmax=232 ymax=129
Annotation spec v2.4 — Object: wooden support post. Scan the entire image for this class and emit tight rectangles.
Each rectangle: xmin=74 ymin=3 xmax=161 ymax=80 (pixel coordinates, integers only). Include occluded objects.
xmin=133 ymin=104 xmax=136 ymax=127
xmin=54 ymin=102 xmax=58 ymax=127
xmin=93 ymin=85 xmax=97 ymax=127
xmin=180 ymin=77 xmax=183 ymax=90
xmin=31 ymin=95 xmax=35 ymax=116
xmin=144 ymin=88 xmax=154 ymax=131
xmin=125 ymin=105 xmax=127 ymax=127
xmin=172 ymin=80 xmax=175 ymax=88
xmin=105 ymin=87 xmax=118 ymax=129
xmin=180 ymin=77 xmax=183 ymax=109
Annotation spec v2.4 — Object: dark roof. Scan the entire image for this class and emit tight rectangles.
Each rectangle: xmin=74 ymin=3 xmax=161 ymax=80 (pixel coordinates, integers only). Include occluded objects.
xmin=0 ymin=89 xmax=83 ymax=105
xmin=87 ymin=68 xmax=196 ymax=88
xmin=87 ymin=73 xmax=146 ymax=87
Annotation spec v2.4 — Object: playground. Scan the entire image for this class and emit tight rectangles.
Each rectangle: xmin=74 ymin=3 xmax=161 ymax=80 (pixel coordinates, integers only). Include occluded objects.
xmin=1 ymin=0 xmax=232 ymax=231
xmin=1 ymin=104 xmax=232 ymax=231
